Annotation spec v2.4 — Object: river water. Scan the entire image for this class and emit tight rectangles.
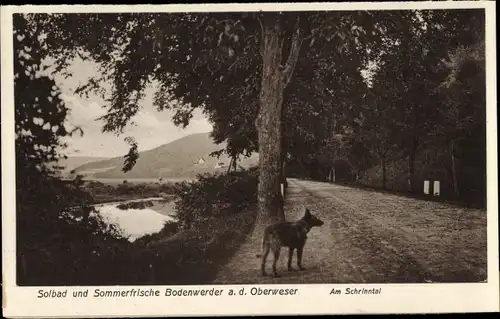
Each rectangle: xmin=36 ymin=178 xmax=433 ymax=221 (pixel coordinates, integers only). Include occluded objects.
xmin=95 ymin=198 xmax=177 ymax=242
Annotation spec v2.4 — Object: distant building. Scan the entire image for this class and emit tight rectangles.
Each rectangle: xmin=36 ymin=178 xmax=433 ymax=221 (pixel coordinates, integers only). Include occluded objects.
xmin=194 ymin=158 xmax=206 ymax=165
xmin=215 ymin=162 xmax=227 ymax=169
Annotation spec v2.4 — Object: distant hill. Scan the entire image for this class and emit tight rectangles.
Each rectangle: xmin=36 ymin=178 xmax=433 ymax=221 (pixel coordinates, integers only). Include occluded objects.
xmin=72 ymin=132 xmax=259 ymax=179
xmin=50 ymin=156 xmax=110 ymax=175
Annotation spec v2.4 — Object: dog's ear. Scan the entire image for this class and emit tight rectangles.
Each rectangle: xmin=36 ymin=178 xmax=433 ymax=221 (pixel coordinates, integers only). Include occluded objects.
xmin=304 ymin=207 xmax=311 ymax=219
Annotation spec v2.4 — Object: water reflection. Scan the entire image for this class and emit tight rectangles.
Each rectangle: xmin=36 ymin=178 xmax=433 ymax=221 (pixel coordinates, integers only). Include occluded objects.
xmin=97 ymin=200 xmax=176 ymax=242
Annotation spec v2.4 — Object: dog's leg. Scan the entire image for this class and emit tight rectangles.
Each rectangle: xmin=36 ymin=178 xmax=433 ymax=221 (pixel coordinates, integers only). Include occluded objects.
xmin=261 ymin=245 xmax=270 ymax=276
xmin=297 ymin=246 xmax=306 ymax=271
xmin=271 ymin=245 xmax=281 ymax=278
xmin=287 ymin=248 xmax=295 ymax=271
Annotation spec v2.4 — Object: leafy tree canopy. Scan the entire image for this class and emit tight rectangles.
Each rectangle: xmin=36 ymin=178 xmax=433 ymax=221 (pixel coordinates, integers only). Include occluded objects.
xmin=29 ymin=10 xmax=410 ymax=162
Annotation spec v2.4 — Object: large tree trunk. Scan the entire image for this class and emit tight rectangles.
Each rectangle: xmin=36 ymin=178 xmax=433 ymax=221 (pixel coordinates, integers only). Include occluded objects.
xmin=256 ymin=21 xmax=285 ymax=224
xmin=256 ymin=16 xmax=302 ymax=224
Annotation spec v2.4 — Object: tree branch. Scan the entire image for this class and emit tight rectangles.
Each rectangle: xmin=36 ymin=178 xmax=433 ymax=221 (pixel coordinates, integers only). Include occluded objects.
xmin=302 ymin=33 xmax=314 ymax=42
xmin=228 ymin=55 xmax=241 ymax=72
xmin=282 ymin=17 xmax=303 ymax=86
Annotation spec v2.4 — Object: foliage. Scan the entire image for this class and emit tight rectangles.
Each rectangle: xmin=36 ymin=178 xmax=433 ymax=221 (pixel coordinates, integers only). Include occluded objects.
xmin=122 ymin=136 xmax=139 ymax=173
xmin=438 ymin=34 xmax=485 ymax=144
xmin=31 ymin=12 xmax=373 ymax=136
xmin=173 ymin=168 xmax=259 ymax=231
xmin=14 ymin=14 xmax=132 ymax=285
xmin=320 ymin=9 xmax=486 ymax=198
xmin=116 ymin=200 xmax=154 ymax=210
xmin=436 ymin=22 xmax=485 ymax=201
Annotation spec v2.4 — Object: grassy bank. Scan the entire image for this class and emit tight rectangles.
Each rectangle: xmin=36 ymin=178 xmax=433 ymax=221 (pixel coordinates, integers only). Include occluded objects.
xmin=127 ymin=204 xmax=257 ymax=285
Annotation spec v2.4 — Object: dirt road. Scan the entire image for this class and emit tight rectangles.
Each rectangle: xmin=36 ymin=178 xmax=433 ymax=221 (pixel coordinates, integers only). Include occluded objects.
xmin=212 ymin=179 xmax=487 ymax=284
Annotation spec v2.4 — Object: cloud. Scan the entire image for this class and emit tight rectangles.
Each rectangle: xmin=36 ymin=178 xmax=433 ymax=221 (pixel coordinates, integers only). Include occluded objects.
xmin=62 ymin=95 xmax=107 ymax=125
xmin=59 ymin=93 xmax=214 ymax=157
xmin=131 ymin=110 xmax=162 ymax=128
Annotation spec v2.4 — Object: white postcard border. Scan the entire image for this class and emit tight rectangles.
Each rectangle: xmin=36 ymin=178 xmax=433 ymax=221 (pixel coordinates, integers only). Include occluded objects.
xmin=2 ymin=2 xmax=498 ymax=317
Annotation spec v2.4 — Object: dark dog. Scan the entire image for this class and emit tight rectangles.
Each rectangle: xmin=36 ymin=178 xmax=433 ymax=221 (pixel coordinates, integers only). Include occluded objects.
xmin=257 ymin=208 xmax=324 ymax=277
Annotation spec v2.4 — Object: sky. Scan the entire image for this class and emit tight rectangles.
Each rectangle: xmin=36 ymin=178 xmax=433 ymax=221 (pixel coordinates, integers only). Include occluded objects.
xmin=52 ymin=58 xmax=213 ymax=158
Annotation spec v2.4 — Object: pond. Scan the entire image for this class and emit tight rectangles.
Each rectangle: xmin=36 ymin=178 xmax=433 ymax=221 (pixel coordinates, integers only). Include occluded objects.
xmin=95 ymin=198 xmax=177 ymax=242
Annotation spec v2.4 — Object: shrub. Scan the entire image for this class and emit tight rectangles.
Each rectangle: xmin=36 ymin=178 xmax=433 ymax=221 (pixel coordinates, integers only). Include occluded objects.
xmin=115 ymin=182 xmax=137 ymax=196
xmin=116 ymin=200 xmax=154 ymax=210
xmin=17 ymin=169 xmax=131 ymax=286
xmin=173 ymin=169 xmax=258 ymax=231
xmin=158 ymin=182 xmax=176 ymax=194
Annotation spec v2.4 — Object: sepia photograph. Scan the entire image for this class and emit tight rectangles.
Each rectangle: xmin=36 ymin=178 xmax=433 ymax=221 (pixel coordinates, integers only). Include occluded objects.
xmin=2 ymin=2 xmax=498 ymax=317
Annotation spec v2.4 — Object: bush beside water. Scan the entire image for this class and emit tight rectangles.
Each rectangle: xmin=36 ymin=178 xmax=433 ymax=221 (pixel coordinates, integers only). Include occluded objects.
xmin=116 ymin=200 xmax=155 ymax=210
xmin=17 ymin=168 xmax=259 ymax=285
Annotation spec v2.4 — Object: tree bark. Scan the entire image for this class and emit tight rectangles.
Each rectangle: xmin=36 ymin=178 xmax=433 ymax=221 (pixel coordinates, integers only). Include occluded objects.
xmin=227 ymin=156 xmax=234 ymax=174
xmin=381 ymin=156 xmax=387 ymax=190
xmin=451 ymin=139 xmax=459 ymax=198
xmin=407 ymin=136 xmax=419 ymax=193
xmin=407 ymin=148 xmax=416 ymax=192
xmin=280 ymin=152 xmax=287 ymax=196
xmin=407 ymin=156 xmax=412 ymax=192
xmin=256 ymin=16 xmax=302 ymax=224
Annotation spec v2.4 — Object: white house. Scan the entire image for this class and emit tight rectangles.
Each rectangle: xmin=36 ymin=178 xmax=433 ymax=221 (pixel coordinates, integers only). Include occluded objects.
xmin=194 ymin=158 xmax=206 ymax=165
